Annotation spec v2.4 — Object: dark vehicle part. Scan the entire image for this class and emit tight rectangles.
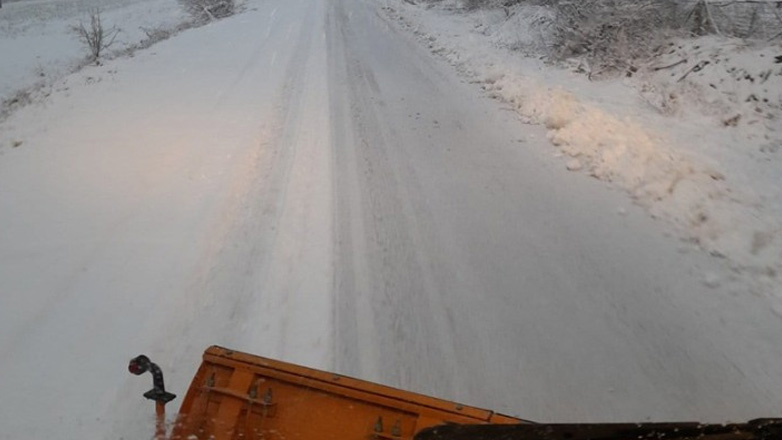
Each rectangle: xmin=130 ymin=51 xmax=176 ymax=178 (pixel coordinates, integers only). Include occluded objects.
xmin=129 ymin=354 xmax=176 ymax=404
xmin=416 ymin=418 xmax=782 ymax=440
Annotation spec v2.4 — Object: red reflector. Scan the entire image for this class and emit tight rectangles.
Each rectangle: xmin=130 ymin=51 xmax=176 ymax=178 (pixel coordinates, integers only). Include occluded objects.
xmin=129 ymin=360 xmax=143 ymax=375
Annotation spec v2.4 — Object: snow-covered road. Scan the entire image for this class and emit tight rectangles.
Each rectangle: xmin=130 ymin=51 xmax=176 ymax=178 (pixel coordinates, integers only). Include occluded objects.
xmin=1 ymin=0 xmax=781 ymax=438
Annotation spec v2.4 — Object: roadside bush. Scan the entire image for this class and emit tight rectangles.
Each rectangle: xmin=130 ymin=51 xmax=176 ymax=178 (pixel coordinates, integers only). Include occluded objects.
xmin=422 ymin=0 xmax=781 ymax=76
xmin=683 ymin=0 xmax=782 ymax=39
xmin=72 ymin=10 xmax=120 ymax=62
xmin=463 ymin=0 xmax=523 ymax=10
xmin=178 ymin=0 xmax=235 ymax=22
xmin=548 ymin=0 xmax=679 ymax=76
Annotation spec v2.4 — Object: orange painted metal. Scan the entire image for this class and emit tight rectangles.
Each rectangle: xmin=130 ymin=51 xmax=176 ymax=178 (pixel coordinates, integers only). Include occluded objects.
xmin=170 ymin=346 xmax=525 ymax=440
xmin=155 ymin=402 xmax=166 ymax=440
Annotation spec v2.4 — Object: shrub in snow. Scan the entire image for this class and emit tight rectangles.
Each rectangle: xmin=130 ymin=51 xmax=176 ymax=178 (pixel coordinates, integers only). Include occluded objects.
xmin=140 ymin=26 xmax=174 ymax=43
xmin=179 ymin=0 xmax=235 ymax=22
xmin=462 ymin=0 xmax=523 ymax=11
xmin=548 ymin=0 xmax=680 ymax=76
xmin=71 ymin=10 xmax=120 ymax=62
xmin=683 ymin=0 xmax=782 ymax=40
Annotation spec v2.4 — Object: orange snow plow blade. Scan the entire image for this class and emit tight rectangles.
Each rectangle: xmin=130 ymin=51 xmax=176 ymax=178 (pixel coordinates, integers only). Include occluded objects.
xmin=130 ymin=346 xmax=782 ymax=440
xmin=169 ymin=346 xmax=523 ymax=440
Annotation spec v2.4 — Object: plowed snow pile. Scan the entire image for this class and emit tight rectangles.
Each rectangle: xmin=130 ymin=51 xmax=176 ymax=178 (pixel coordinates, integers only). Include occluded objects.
xmin=383 ymin=0 xmax=782 ymax=295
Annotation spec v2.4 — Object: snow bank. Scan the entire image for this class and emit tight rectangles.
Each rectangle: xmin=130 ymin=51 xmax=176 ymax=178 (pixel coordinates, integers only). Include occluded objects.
xmin=383 ymin=1 xmax=782 ymax=294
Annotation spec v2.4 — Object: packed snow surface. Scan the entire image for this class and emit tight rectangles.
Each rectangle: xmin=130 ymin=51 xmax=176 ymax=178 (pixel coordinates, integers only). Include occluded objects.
xmin=1 ymin=0 xmax=782 ymax=439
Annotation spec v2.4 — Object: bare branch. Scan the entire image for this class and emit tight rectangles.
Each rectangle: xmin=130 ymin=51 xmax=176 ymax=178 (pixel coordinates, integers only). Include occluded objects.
xmin=71 ymin=9 xmax=120 ymax=62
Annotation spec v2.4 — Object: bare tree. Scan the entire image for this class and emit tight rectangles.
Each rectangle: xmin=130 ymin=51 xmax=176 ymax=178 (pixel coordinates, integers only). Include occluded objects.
xmin=72 ymin=10 xmax=120 ymax=62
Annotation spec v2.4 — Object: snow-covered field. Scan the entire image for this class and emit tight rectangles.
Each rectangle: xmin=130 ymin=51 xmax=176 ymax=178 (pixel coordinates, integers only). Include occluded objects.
xmin=0 ymin=0 xmax=187 ymax=113
xmin=2 ymin=0 xmax=782 ymax=439
xmin=383 ymin=0 xmax=782 ymax=296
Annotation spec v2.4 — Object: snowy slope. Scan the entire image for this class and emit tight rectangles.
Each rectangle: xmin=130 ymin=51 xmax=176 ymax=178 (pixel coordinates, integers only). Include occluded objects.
xmin=2 ymin=0 xmax=782 ymax=439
